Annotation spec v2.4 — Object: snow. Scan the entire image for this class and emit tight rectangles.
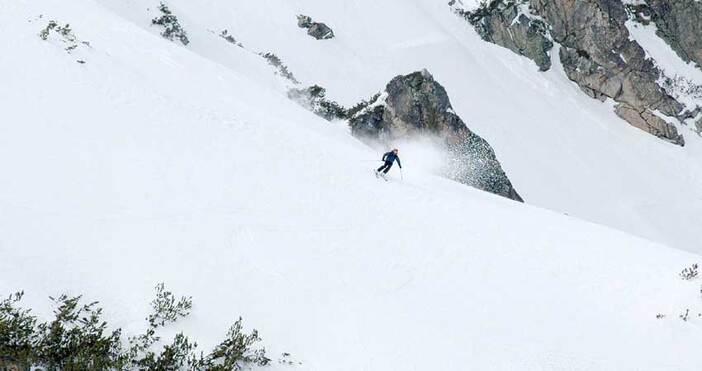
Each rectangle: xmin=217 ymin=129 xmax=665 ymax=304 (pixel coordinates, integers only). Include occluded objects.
xmin=2 ymin=0 xmax=702 ymax=369
xmin=177 ymin=0 xmax=702 ymax=253
xmin=625 ymin=19 xmax=702 ymax=108
xmin=449 ymin=0 xmax=488 ymax=13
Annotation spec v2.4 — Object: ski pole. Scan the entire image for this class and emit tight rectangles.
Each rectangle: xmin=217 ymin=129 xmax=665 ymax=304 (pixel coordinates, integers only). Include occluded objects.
xmin=400 ymin=168 xmax=404 ymax=180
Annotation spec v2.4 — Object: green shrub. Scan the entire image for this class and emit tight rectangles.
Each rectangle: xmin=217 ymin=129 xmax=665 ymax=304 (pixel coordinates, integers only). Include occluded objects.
xmin=152 ymin=3 xmax=190 ymax=45
xmin=193 ymin=317 xmax=270 ymax=370
xmin=0 ymin=284 xmax=271 ymax=371
xmin=260 ymin=52 xmax=299 ymax=84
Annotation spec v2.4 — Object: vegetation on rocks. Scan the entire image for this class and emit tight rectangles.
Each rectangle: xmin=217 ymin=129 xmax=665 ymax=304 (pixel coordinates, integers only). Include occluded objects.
xmin=219 ymin=29 xmax=243 ymax=47
xmin=287 ymin=85 xmax=346 ymax=121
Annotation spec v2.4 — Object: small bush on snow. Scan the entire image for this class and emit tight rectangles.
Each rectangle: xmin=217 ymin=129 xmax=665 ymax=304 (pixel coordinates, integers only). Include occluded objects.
xmin=152 ymin=3 xmax=190 ymax=45
xmin=260 ymin=52 xmax=300 ymax=84
xmin=679 ymin=308 xmax=690 ymax=321
xmin=0 ymin=291 xmax=122 ymax=370
xmin=679 ymin=263 xmax=699 ymax=280
xmin=219 ymin=29 xmax=244 ymax=48
xmin=287 ymin=85 xmax=384 ymax=122
xmin=0 ymin=283 xmax=271 ymax=370
xmin=287 ymin=85 xmax=347 ymax=121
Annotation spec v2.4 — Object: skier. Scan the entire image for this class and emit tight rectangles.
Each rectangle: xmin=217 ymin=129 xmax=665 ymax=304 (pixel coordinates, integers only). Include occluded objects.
xmin=375 ymin=148 xmax=402 ymax=179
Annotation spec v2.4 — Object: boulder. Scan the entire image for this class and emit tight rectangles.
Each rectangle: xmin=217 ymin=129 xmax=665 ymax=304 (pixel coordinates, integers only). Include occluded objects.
xmin=350 ymin=70 xmax=523 ymax=202
xmin=307 ymin=22 xmax=334 ymax=40
xmin=614 ymin=104 xmax=684 ymax=145
xmin=296 ymin=14 xmax=335 ymax=40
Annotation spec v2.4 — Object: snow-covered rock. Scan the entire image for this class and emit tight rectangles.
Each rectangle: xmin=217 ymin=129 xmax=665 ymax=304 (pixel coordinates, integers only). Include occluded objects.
xmin=453 ymin=0 xmax=553 ymax=71
xmin=296 ymin=14 xmax=334 ymax=40
xmin=351 ymin=70 xmax=522 ymax=201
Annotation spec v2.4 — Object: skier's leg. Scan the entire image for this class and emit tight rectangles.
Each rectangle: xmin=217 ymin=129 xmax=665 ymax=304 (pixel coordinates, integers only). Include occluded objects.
xmin=376 ymin=163 xmax=386 ymax=172
xmin=383 ymin=161 xmax=393 ymax=174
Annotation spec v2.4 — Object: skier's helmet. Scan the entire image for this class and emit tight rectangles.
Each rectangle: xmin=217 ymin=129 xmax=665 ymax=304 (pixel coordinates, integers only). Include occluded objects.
xmin=393 ymin=148 xmax=399 ymax=153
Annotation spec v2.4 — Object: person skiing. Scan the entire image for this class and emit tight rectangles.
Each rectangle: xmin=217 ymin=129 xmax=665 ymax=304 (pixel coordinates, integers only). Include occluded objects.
xmin=375 ymin=148 xmax=401 ymax=178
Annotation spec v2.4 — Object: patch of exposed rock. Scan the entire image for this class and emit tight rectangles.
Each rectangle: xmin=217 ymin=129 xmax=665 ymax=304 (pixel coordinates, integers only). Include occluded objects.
xmin=350 ymin=70 xmax=523 ymax=202
xmin=529 ymin=0 xmax=684 ymax=144
xmin=614 ymin=104 xmax=684 ymax=145
xmin=629 ymin=0 xmax=702 ymax=69
xmin=297 ymin=14 xmax=335 ymax=40
xmin=453 ymin=0 xmax=553 ymax=71
xmin=452 ymin=0 xmax=689 ymax=144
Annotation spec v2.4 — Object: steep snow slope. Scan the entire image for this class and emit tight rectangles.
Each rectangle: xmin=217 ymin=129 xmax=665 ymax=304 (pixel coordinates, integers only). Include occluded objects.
xmin=116 ymin=0 xmax=702 ymax=253
xmin=2 ymin=0 xmax=702 ymax=370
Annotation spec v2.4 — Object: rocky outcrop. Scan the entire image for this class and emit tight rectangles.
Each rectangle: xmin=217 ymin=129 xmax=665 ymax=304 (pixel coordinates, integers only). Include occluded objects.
xmin=350 ymin=70 xmax=523 ymax=202
xmin=454 ymin=0 xmax=553 ymax=71
xmin=453 ymin=0 xmax=687 ymax=144
xmin=631 ymin=0 xmax=702 ymax=68
xmin=614 ymin=104 xmax=684 ymax=145
xmin=529 ymin=0 xmax=684 ymax=144
xmin=557 ymin=45 xmax=680 ymax=116
xmin=296 ymin=14 xmax=334 ymax=40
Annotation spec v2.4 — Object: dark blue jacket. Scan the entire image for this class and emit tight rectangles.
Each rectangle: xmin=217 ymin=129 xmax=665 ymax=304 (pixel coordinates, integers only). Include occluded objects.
xmin=382 ymin=151 xmax=402 ymax=168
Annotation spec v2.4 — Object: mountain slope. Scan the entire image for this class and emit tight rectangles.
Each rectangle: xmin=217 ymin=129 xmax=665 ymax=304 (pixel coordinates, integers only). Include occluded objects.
xmin=2 ymin=0 xmax=702 ymax=370
xmin=119 ymin=0 xmax=702 ymax=252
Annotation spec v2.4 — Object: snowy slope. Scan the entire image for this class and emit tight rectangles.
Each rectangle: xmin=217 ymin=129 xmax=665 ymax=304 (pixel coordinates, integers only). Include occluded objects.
xmin=126 ymin=0 xmax=702 ymax=253
xmin=2 ymin=0 xmax=702 ymax=370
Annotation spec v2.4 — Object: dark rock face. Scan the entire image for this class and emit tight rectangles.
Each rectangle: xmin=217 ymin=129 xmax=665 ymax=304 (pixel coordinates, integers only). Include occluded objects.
xmin=296 ymin=14 xmax=334 ymax=40
xmin=557 ymin=45 xmax=680 ymax=115
xmin=530 ymin=0 xmax=684 ymax=144
xmin=454 ymin=0 xmax=688 ymax=145
xmin=643 ymin=0 xmax=702 ymax=68
xmin=614 ymin=104 xmax=684 ymax=145
xmin=307 ymin=23 xmax=334 ymax=40
xmin=350 ymin=70 xmax=523 ymax=202
xmin=457 ymin=0 xmax=553 ymax=71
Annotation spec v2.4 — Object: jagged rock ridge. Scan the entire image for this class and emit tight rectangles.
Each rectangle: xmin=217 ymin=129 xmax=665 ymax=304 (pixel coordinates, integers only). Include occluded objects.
xmin=628 ymin=0 xmax=702 ymax=69
xmin=455 ymin=0 xmax=687 ymax=146
xmin=350 ymin=70 xmax=523 ymax=202
xmin=452 ymin=0 xmax=553 ymax=71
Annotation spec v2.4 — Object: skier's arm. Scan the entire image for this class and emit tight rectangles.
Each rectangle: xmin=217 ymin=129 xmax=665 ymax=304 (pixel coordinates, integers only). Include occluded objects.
xmin=397 ymin=157 xmax=402 ymax=168
xmin=382 ymin=152 xmax=387 ymax=161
